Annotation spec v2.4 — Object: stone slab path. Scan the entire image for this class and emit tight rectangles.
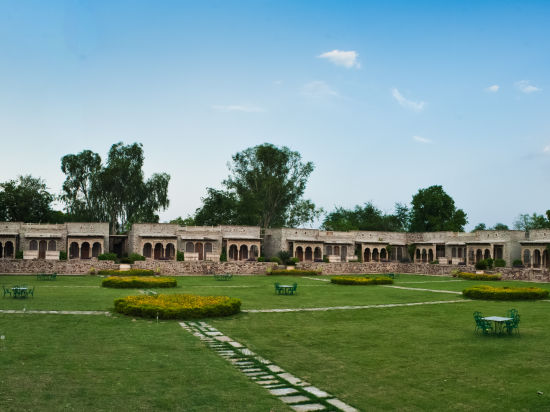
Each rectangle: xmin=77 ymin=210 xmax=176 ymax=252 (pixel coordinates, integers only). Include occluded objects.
xmin=303 ymin=277 xmax=331 ymax=282
xmin=0 ymin=309 xmax=110 ymax=315
xmin=383 ymin=285 xmax=462 ymax=294
xmin=180 ymin=320 xmax=358 ymax=412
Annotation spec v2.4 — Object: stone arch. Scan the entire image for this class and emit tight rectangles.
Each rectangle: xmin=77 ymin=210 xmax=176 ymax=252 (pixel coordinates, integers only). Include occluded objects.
xmin=165 ymin=243 xmax=175 ymax=260
xmin=205 ymin=242 xmax=213 ymax=254
xmin=523 ymin=249 xmax=531 ymax=265
xmin=326 ymin=245 xmax=332 ymax=255
xmin=372 ymin=248 xmax=379 ymax=262
xmin=452 ymin=247 xmax=457 ymax=258
xmin=476 ymin=249 xmax=483 ymax=263
xmin=143 ymin=243 xmax=152 ymax=258
xmin=304 ymin=247 xmax=313 ymax=261
xmin=185 ymin=242 xmax=194 ymax=253
xmin=314 ymin=247 xmax=322 ymax=261
xmin=380 ymin=248 xmax=387 ymax=261
xmin=428 ymin=249 xmax=434 ymax=262
xmin=239 ymin=245 xmax=248 ymax=260
xmin=484 ymin=249 xmax=491 ymax=260
xmin=92 ymin=242 xmax=101 ymax=257
xmin=334 ymin=246 xmax=340 ymax=256
xmin=48 ymin=240 xmax=56 ymax=251
xmin=250 ymin=244 xmax=259 ymax=259
xmin=0 ymin=243 xmax=2 ymax=258
xmin=341 ymin=246 xmax=347 ymax=261
xmin=69 ymin=242 xmax=79 ymax=259
xmin=228 ymin=244 xmax=238 ymax=261
xmin=30 ymin=240 xmax=38 ymax=251
xmin=421 ymin=249 xmax=427 ymax=263
xmin=3 ymin=241 xmax=14 ymax=258
xmin=543 ymin=249 xmax=549 ymax=268
xmin=533 ymin=249 xmax=541 ymax=268
xmin=296 ymin=246 xmax=304 ymax=262
xmin=364 ymin=248 xmax=371 ymax=262
xmin=458 ymin=248 xmax=463 ymax=258
xmin=154 ymin=243 xmax=164 ymax=260
xmin=81 ymin=242 xmax=90 ymax=259
xmin=39 ymin=240 xmax=47 ymax=259
xmin=195 ymin=243 xmax=204 ymax=260
xmin=397 ymin=247 xmax=403 ymax=261
xmin=416 ymin=249 xmax=420 ymax=261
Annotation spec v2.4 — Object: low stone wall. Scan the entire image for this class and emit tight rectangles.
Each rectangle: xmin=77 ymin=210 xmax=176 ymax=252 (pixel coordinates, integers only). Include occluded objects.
xmin=0 ymin=259 xmax=119 ymax=274
xmin=132 ymin=260 xmax=278 ymax=275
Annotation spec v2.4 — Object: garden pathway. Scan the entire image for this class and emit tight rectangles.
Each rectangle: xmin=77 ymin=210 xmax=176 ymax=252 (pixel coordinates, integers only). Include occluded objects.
xmin=383 ymin=285 xmax=462 ymax=294
xmin=0 ymin=309 xmax=110 ymax=315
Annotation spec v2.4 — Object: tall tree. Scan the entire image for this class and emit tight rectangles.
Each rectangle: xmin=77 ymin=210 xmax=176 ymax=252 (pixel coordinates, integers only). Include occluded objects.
xmin=60 ymin=142 xmax=170 ymax=233
xmin=0 ymin=175 xmax=56 ymax=222
xmin=513 ymin=212 xmax=550 ymax=231
xmin=409 ymin=185 xmax=467 ymax=232
xmin=322 ymin=202 xmax=408 ymax=232
xmin=194 ymin=143 xmax=321 ymax=228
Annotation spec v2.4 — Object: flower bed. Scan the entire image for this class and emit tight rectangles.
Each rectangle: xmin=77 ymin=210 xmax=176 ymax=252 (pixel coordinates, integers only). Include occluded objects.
xmin=455 ymin=272 xmax=502 ymax=281
xmin=98 ymin=269 xmax=156 ymax=277
xmin=330 ymin=275 xmax=393 ymax=285
xmin=267 ymin=269 xmax=322 ymax=276
xmin=114 ymin=294 xmax=241 ymax=319
xmin=102 ymin=276 xmax=177 ymax=289
xmin=463 ymin=285 xmax=549 ymax=300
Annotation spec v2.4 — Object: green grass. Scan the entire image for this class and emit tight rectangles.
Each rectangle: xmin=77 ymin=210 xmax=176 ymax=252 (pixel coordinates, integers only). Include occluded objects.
xmin=2 ymin=273 xmax=550 ymax=411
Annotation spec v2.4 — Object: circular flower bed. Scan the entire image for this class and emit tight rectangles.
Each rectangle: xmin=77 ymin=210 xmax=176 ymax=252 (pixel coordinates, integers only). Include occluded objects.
xmin=463 ymin=285 xmax=549 ymax=300
xmin=330 ymin=275 xmax=393 ymax=285
xmin=114 ymin=294 xmax=241 ymax=319
xmin=102 ymin=276 xmax=177 ymax=288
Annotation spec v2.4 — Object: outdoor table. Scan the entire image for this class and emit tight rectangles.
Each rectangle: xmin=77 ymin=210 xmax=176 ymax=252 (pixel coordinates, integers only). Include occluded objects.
xmin=483 ymin=316 xmax=512 ymax=335
xmin=277 ymin=285 xmax=294 ymax=295
xmin=11 ymin=287 xmax=28 ymax=299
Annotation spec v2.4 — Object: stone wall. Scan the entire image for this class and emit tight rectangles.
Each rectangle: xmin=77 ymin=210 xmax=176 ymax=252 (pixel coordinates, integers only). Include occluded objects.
xmin=132 ymin=260 xmax=277 ymax=275
xmin=0 ymin=259 xmax=119 ymax=274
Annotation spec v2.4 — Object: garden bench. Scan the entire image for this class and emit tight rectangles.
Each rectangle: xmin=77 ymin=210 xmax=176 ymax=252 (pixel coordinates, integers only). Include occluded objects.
xmin=274 ymin=282 xmax=297 ymax=295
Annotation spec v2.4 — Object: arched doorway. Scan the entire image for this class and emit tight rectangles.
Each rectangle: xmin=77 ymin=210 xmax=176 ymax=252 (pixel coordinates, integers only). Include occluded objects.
xmin=92 ymin=242 xmax=101 ymax=257
xmin=364 ymin=248 xmax=371 ymax=262
xmin=296 ymin=247 xmax=304 ymax=262
xmin=341 ymin=246 xmax=347 ymax=261
xmin=195 ymin=243 xmax=204 ymax=260
xmin=250 ymin=245 xmax=259 ymax=259
xmin=0 ymin=243 xmax=3 ymax=258
xmin=334 ymin=246 xmax=340 ymax=256
xmin=48 ymin=240 xmax=56 ymax=252
xmin=476 ymin=249 xmax=483 ymax=263
xmin=428 ymin=249 xmax=434 ymax=262
xmin=228 ymin=245 xmax=238 ymax=260
xmin=484 ymin=249 xmax=490 ymax=260
xmin=186 ymin=242 xmax=194 ymax=253
xmin=543 ymin=250 xmax=549 ymax=268
xmin=397 ymin=247 xmax=403 ymax=261
xmin=523 ymin=250 xmax=531 ymax=266
xmin=326 ymin=245 xmax=332 ymax=256
xmin=165 ymin=243 xmax=175 ymax=260
xmin=143 ymin=243 xmax=152 ymax=258
xmin=154 ymin=243 xmax=164 ymax=260
xmin=239 ymin=245 xmax=248 ymax=260
xmin=69 ymin=242 xmax=79 ymax=259
xmin=533 ymin=250 xmax=541 ymax=268
xmin=416 ymin=249 xmax=420 ymax=261
xmin=5 ymin=242 xmax=14 ymax=258
xmin=305 ymin=247 xmax=313 ymax=261
xmin=205 ymin=243 xmax=213 ymax=259
xmin=380 ymin=248 xmax=387 ymax=261
xmin=81 ymin=242 xmax=90 ymax=259
xmin=39 ymin=240 xmax=47 ymax=259
xmin=314 ymin=247 xmax=322 ymax=261
xmin=373 ymin=249 xmax=379 ymax=262
xmin=421 ymin=249 xmax=427 ymax=263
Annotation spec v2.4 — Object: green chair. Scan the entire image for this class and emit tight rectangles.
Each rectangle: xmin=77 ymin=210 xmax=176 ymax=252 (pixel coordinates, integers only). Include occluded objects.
xmin=473 ymin=312 xmax=492 ymax=335
xmin=2 ymin=286 xmax=11 ymax=297
xmin=505 ymin=313 xmax=520 ymax=335
xmin=274 ymin=282 xmax=282 ymax=294
xmin=27 ymin=286 xmax=35 ymax=298
xmin=290 ymin=282 xmax=298 ymax=295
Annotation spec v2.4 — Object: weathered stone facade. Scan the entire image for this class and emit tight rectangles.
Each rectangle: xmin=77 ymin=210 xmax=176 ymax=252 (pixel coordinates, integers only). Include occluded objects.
xmin=0 ymin=258 xmax=118 ymax=274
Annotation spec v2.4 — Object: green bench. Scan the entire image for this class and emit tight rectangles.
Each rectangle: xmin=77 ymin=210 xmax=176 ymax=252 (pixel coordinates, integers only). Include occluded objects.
xmin=37 ymin=273 xmax=57 ymax=281
xmin=275 ymin=282 xmax=297 ymax=295
xmin=214 ymin=274 xmax=233 ymax=281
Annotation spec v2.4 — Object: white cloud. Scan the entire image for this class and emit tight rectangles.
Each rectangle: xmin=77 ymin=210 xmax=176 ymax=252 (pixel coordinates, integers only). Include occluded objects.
xmin=301 ymin=81 xmax=338 ymax=98
xmin=485 ymin=84 xmax=500 ymax=92
xmin=212 ymin=105 xmax=265 ymax=113
xmin=391 ymin=88 xmax=425 ymax=111
xmin=413 ymin=135 xmax=432 ymax=144
xmin=318 ymin=50 xmax=360 ymax=68
xmin=544 ymin=145 xmax=550 ymax=154
xmin=515 ymin=80 xmax=541 ymax=94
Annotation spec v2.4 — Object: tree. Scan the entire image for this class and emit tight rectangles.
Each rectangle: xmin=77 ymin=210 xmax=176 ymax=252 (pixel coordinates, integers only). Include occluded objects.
xmin=194 ymin=143 xmax=321 ymax=228
xmin=513 ymin=212 xmax=550 ymax=231
xmin=492 ymin=223 xmax=509 ymax=231
xmin=322 ymin=202 xmax=408 ymax=232
xmin=409 ymin=185 xmax=467 ymax=232
xmin=60 ymin=142 xmax=170 ymax=233
xmin=0 ymin=175 xmax=56 ymax=222
xmin=169 ymin=216 xmax=196 ymax=226
xmin=472 ymin=223 xmax=487 ymax=232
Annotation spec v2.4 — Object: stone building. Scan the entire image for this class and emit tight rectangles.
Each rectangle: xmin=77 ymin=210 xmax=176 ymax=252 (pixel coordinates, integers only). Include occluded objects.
xmin=520 ymin=229 xmax=550 ymax=268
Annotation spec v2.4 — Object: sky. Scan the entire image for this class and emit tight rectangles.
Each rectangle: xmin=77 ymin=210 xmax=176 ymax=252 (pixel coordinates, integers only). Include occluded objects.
xmin=0 ymin=0 xmax=549 ymax=230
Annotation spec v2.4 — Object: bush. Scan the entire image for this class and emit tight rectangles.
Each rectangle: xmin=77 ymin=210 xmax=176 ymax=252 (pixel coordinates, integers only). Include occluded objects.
xmin=463 ymin=285 xmax=549 ymax=300
xmin=119 ymin=257 xmax=132 ymax=264
xmin=270 ymin=256 xmax=282 ymax=264
xmin=475 ymin=260 xmax=488 ymax=270
xmin=257 ymin=256 xmax=265 ymax=262
xmin=429 ymin=260 xmax=439 ymax=264
xmin=277 ymin=251 xmax=291 ymax=265
xmin=494 ymin=258 xmax=506 ymax=268
xmin=129 ymin=253 xmax=146 ymax=263
xmin=512 ymin=259 xmax=523 ymax=267
xmin=102 ymin=276 xmax=177 ymax=288
xmin=98 ymin=269 xmax=156 ymax=277
xmin=456 ymin=272 xmax=501 ymax=281
xmin=323 ymin=255 xmax=329 ymax=263
xmin=114 ymin=294 xmax=241 ymax=319
xmin=220 ymin=247 xmax=227 ymax=262
xmin=288 ymin=257 xmax=299 ymax=265
xmin=98 ymin=253 xmax=118 ymax=261
xmin=15 ymin=251 xmax=23 ymax=259
xmin=59 ymin=251 xmax=67 ymax=261
xmin=485 ymin=258 xmax=494 ymax=269
xmin=267 ymin=269 xmax=321 ymax=276
xmin=331 ymin=275 xmax=393 ymax=285
xmin=177 ymin=251 xmax=185 ymax=261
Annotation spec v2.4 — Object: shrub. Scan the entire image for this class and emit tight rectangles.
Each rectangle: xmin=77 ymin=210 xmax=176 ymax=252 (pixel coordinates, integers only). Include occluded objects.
xmin=15 ymin=251 xmax=23 ymax=259
xmin=102 ymin=276 xmax=177 ymax=288
xmin=512 ymin=259 xmax=523 ymax=267
xmin=257 ymin=256 xmax=265 ymax=262
xmin=177 ymin=251 xmax=185 ymax=261
xmin=270 ymin=256 xmax=282 ymax=264
xmin=475 ymin=260 xmax=488 ymax=270
xmin=494 ymin=258 xmax=506 ymax=268
xmin=114 ymin=294 xmax=241 ymax=319
xmin=429 ymin=260 xmax=439 ymax=264
xmin=98 ymin=253 xmax=118 ymax=261
xmin=129 ymin=253 xmax=146 ymax=263
xmin=323 ymin=255 xmax=329 ymax=263
xmin=220 ymin=247 xmax=227 ymax=262
xmin=267 ymin=269 xmax=321 ymax=276
xmin=277 ymin=251 xmax=291 ymax=265
xmin=456 ymin=272 xmax=501 ymax=281
xmin=331 ymin=275 xmax=393 ymax=285
xmin=59 ymin=251 xmax=67 ymax=261
xmin=463 ymin=285 xmax=549 ymax=300
xmin=288 ymin=257 xmax=299 ymax=265
xmin=89 ymin=267 xmax=97 ymax=275
xmin=450 ymin=269 xmax=461 ymax=277
xmin=485 ymin=258 xmax=494 ymax=269
xmin=98 ymin=269 xmax=156 ymax=277
xmin=119 ymin=257 xmax=132 ymax=264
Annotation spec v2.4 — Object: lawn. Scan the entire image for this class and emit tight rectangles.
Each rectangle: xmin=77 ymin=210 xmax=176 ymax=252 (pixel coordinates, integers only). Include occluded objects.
xmin=1 ymin=273 xmax=550 ymax=411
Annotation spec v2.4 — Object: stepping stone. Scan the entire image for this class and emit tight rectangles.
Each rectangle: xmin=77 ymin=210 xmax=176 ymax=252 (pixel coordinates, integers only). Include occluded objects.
xmin=228 ymin=341 xmax=243 ymax=348
xmin=215 ymin=336 xmax=232 ymax=342
xmin=205 ymin=331 xmax=223 ymax=336
xmin=303 ymin=386 xmax=329 ymax=398
xmin=290 ymin=404 xmax=325 ymax=412
xmin=256 ymin=379 xmax=280 ymax=385
xmin=267 ymin=364 xmax=284 ymax=373
xmin=239 ymin=348 xmax=255 ymax=356
xmin=326 ymin=398 xmax=358 ymax=412
xmin=280 ymin=395 xmax=311 ymax=404
xmin=278 ymin=373 xmax=306 ymax=386
xmin=263 ymin=384 xmax=286 ymax=389
xmin=270 ymin=388 xmax=298 ymax=396
xmin=245 ymin=372 xmax=266 ymax=377
xmin=241 ymin=368 xmax=262 ymax=373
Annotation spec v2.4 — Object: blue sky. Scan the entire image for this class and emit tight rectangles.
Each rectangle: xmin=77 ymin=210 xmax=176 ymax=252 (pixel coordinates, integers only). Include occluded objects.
xmin=1 ymin=0 xmax=549 ymax=229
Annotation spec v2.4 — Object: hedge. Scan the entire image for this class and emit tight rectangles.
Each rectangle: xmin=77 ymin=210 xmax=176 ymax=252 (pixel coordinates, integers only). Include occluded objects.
xmin=463 ymin=285 xmax=549 ymax=300
xmin=267 ymin=269 xmax=321 ymax=276
xmin=456 ymin=272 xmax=502 ymax=281
xmin=98 ymin=269 xmax=156 ymax=277
xmin=98 ymin=253 xmax=118 ymax=261
xmin=330 ymin=275 xmax=393 ymax=285
xmin=102 ymin=276 xmax=177 ymax=288
xmin=114 ymin=294 xmax=241 ymax=319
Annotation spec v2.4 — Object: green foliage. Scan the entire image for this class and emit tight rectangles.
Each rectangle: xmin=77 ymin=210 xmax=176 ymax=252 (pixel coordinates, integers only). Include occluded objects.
xmin=323 ymin=255 xmax=329 ymax=263
xmin=102 ymin=276 xmax=177 ymax=288
xmin=493 ymin=223 xmax=510 ymax=230
xmin=407 ymin=244 xmax=416 ymax=260
xmin=97 ymin=269 xmax=156 ymax=276
xmin=330 ymin=275 xmax=393 ymax=285
xmin=288 ymin=257 xmax=299 ymax=266
xmin=170 ymin=216 xmax=196 ymax=226
xmin=473 ymin=223 xmax=487 ymax=231
xmin=60 ymin=143 xmax=170 ymax=233
xmin=0 ymin=175 xmax=60 ymax=223
xmin=409 ymin=185 xmax=467 ymax=232
xmin=98 ymin=253 xmax=118 ymax=261
xmin=193 ymin=143 xmax=321 ymax=228
xmin=475 ymin=260 xmax=488 ymax=270
xmin=512 ymin=259 xmax=523 ymax=267
xmin=15 ymin=250 xmax=23 ymax=259
xmin=267 ymin=269 xmax=322 ymax=276
xmin=474 ymin=223 xmax=510 ymax=231
xmin=322 ymin=202 xmax=409 ymax=232
xmin=220 ymin=247 xmax=227 ymax=262
xmin=129 ymin=253 xmax=146 ymax=263
xmin=269 ymin=256 xmax=282 ymax=264
xmin=429 ymin=260 xmax=439 ymax=264
xmin=59 ymin=251 xmax=67 ymax=261
xmin=463 ymin=285 xmax=549 ymax=300
xmin=257 ymin=256 xmax=265 ymax=262
xmin=177 ymin=251 xmax=185 ymax=261
xmin=114 ymin=294 xmax=241 ymax=319
xmin=513 ymin=212 xmax=550 ymax=231
xmin=277 ymin=250 xmax=291 ymax=265
xmin=494 ymin=258 xmax=506 ymax=267
xmin=456 ymin=272 xmax=502 ymax=281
